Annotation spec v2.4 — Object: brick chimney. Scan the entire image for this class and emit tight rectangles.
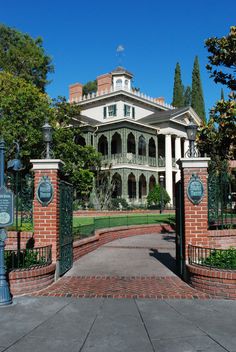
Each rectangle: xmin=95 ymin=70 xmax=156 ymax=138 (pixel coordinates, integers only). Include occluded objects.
xmin=97 ymin=73 xmax=112 ymax=94
xmin=69 ymin=83 xmax=83 ymax=102
xmin=154 ymin=97 xmax=165 ymax=105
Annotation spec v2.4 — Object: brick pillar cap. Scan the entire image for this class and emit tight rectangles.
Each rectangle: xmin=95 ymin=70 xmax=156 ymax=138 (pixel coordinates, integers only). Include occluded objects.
xmin=177 ymin=157 xmax=211 ymax=169
xmin=30 ymin=159 xmax=65 ymax=170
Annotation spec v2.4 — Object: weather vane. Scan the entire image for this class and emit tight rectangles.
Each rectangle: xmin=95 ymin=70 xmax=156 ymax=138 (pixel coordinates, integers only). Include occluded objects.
xmin=116 ymin=45 xmax=125 ymax=66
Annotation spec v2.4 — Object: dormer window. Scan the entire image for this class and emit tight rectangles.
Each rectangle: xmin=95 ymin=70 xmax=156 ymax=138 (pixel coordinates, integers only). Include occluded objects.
xmin=124 ymin=104 xmax=131 ymax=117
xmin=103 ymin=104 xmax=117 ymax=118
xmin=124 ymin=104 xmax=135 ymax=118
xmin=116 ymin=79 xmax=122 ymax=89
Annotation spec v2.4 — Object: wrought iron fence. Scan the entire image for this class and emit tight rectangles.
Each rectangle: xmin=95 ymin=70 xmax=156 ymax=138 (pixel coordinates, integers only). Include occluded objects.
xmin=208 ymin=171 xmax=236 ymax=229
xmin=6 ymin=172 xmax=34 ymax=231
xmin=5 ymin=245 xmax=52 ymax=271
xmin=188 ymin=244 xmax=236 ymax=270
xmin=73 ymin=213 xmax=175 ymax=239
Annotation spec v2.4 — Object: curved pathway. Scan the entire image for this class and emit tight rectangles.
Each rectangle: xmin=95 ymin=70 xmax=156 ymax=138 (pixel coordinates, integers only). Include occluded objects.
xmin=33 ymin=233 xmax=210 ymax=299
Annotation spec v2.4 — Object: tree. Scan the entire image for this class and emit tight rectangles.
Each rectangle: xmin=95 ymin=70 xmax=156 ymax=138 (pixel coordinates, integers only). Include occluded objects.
xmin=184 ymin=86 xmax=192 ymax=106
xmin=91 ymin=164 xmax=115 ymax=210
xmin=0 ymin=24 xmax=53 ymax=92
xmin=147 ymin=184 xmax=170 ymax=208
xmin=205 ymin=26 xmax=236 ymax=90
xmin=191 ymin=56 xmax=206 ymax=122
xmin=82 ymin=80 xmax=97 ymax=96
xmin=197 ymin=93 xmax=236 ymax=167
xmin=47 ymin=96 xmax=101 ymax=198
xmin=0 ymin=73 xmax=101 ymax=197
xmin=0 ymin=24 xmax=101 ymax=199
xmin=172 ymin=62 xmax=184 ymax=107
xmin=0 ymin=71 xmax=51 ymax=167
xmin=197 ymin=27 xmax=236 ymax=167
xmin=221 ymin=88 xmax=225 ymax=100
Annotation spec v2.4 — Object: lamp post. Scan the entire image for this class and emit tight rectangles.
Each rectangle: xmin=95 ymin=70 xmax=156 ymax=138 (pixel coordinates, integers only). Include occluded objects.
xmin=159 ymin=174 xmax=165 ymax=214
xmin=186 ymin=119 xmax=198 ymax=158
xmin=7 ymin=142 xmax=22 ymax=267
xmin=42 ymin=121 xmax=53 ymax=159
xmin=0 ymin=139 xmax=12 ymax=306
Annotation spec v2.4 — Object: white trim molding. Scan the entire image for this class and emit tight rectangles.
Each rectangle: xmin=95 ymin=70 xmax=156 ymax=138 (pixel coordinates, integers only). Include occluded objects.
xmin=177 ymin=157 xmax=211 ymax=169
xmin=30 ymin=159 xmax=65 ymax=170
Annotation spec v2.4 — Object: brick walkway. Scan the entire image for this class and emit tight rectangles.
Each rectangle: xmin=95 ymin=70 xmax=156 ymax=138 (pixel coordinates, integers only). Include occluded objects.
xmin=32 ymin=275 xmax=211 ymax=299
xmin=30 ymin=234 xmax=213 ymax=299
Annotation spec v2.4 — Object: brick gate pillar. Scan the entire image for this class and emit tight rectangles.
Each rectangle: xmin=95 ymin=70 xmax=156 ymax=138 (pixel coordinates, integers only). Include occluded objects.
xmin=178 ymin=157 xmax=210 ymax=263
xmin=30 ymin=159 xmax=64 ymax=277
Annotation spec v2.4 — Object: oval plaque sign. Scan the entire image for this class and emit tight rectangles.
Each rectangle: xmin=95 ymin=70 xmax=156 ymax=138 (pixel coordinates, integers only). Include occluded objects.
xmin=187 ymin=174 xmax=204 ymax=205
xmin=37 ymin=176 xmax=54 ymax=206
xmin=0 ymin=186 xmax=14 ymax=227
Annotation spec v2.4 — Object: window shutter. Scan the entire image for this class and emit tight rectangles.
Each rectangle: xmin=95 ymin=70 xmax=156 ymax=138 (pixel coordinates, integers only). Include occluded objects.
xmin=124 ymin=104 xmax=127 ymax=116
xmin=103 ymin=106 xmax=107 ymax=118
xmin=132 ymin=107 xmax=135 ymax=118
xmin=114 ymin=105 xmax=117 ymax=116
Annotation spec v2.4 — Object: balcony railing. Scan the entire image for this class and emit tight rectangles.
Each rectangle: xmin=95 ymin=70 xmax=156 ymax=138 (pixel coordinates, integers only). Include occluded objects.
xmin=101 ymin=153 xmax=163 ymax=167
xmin=101 ymin=154 xmax=178 ymax=168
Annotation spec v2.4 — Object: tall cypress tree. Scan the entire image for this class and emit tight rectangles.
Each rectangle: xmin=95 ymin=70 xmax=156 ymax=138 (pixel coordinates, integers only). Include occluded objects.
xmin=184 ymin=86 xmax=192 ymax=106
xmin=220 ymin=88 xmax=225 ymax=100
xmin=172 ymin=62 xmax=184 ymax=107
xmin=191 ymin=56 xmax=206 ymax=122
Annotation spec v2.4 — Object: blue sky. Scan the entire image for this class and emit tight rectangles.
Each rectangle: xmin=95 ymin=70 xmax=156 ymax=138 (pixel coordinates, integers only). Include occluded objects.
xmin=1 ymin=0 xmax=235 ymax=117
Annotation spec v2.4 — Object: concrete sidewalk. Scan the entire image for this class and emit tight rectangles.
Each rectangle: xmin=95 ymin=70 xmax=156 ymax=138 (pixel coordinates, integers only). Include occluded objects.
xmin=66 ymin=233 xmax=177 ymax=277
xmin=1 ymin=296 xmax=236 ymax=351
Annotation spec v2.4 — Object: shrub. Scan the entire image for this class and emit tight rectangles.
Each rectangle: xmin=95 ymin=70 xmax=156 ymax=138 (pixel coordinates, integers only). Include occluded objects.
xmin=109 ymin=198 xmax=130 ymax=210
xmin=203 ymin=247 xmax=236 ymax=269
xmin=5 ymin=249 xmax=47 ymax=271
xmin=147 ymin=185 xmax=170 ymax=208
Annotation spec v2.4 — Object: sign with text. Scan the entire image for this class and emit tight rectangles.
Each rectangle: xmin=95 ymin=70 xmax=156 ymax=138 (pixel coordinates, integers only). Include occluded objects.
xmin=0 ymin=187 xmax=14 ymax=227
xmin=187 ymin=174 xmax=204 ymax=205
xmin=36 ymin=176 xmax=54 ymax=206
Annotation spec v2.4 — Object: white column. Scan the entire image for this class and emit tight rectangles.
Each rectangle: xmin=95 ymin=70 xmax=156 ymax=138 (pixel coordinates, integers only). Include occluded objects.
xmin=165 ymin=134 xmax=173 ymax=205
xmin=184 ymin=139 xmax=189 ymax=157
xmin=175 ymin=136 xmax=181 ymax=182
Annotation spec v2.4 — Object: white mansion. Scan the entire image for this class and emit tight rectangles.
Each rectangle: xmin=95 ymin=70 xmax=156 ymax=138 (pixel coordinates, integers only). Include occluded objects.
xmin=69 ymin=67 xmax=202 ymax=206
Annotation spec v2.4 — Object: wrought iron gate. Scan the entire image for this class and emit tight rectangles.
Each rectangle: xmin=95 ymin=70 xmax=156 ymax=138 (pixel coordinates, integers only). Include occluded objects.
xmin=175 ymin=180 xmax=184 ymax=277
xmin=6 ymin=172 xmax=34 ymax=231
xmin=59 ymin=180 xmax=73 ymax=276
xmin=208 ymin=170 xmax=235 ymax=229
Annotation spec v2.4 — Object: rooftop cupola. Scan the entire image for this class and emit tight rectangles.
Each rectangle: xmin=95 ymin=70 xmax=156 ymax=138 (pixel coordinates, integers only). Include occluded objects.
xmin=111 ymin=66 xmax=133 ymax=91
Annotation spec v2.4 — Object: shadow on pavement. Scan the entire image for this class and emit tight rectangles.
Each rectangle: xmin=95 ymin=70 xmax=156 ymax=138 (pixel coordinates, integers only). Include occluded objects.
xmin=149 ymin=248 xmax=178 ymax=275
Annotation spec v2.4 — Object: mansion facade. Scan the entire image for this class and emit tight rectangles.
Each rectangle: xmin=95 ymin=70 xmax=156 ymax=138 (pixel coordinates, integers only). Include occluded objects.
xmin=69 ymin=67 xmax=202 ymax=206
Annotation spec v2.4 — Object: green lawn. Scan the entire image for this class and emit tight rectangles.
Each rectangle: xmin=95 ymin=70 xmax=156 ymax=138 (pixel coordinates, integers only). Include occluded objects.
xmin=8 ymin=213 xmax=175 ymax=239
xmin=73 ymin=213 xmax=175 ymax=238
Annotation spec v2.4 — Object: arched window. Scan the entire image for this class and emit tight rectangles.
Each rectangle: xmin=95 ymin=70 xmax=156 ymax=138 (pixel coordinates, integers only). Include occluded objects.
xmin=127 ymin=133 xmax=135 ymax=154
xmin=98 ymin=135 xmax=108 ymax=156
xmin=128 ymin=173 xmax=136 ymax=199
xmin=116 ymin=79 xmax=122 ymax=89
xmin=139 ymin=174 xmax=147 ymax=198
xmin=149 ymin=138 xmax=156 ymax=157
xmin=149 ymin=175 xmax=156 ymax=192
xmin=112 ymin=173 xmax=122 ymax=198
xmin=138 ymin=136 xmax=146 ymax=156
xmin=111 ymin=133 xmax=122 ymax=155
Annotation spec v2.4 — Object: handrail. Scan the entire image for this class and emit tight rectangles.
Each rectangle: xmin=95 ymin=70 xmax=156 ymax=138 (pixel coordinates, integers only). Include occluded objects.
xmin=188 ymin=244 xmax=236 ymax=270
xmin=5 ymin=245 xmax=52 ymax=271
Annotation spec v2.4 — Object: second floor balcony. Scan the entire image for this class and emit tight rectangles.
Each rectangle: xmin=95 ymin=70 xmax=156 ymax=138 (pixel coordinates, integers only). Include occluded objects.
xmin=101 ymin=153 xmax=177 ymax=168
